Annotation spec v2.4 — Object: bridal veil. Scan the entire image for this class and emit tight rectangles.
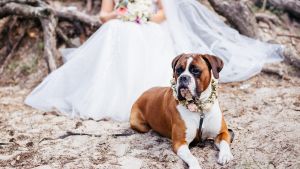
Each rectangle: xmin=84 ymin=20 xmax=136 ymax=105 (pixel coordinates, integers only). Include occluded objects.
xmin=161 ymin=0 xmax=284 ymax=83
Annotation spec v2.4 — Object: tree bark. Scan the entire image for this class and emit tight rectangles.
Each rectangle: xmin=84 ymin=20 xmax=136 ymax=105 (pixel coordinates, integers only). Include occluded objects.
xmin=283 ymin=47 xmax=300 ymax=69
xmin=40 ymin=15 xmax=58 ymax=72
xmin=37 ymin=0 xmax=58 ymax=72
xmin=268 ymin=0 xmax=300 ymax=18
xmin=0 ymin=3 xmax=101 ymax=27
xmin=208 ymin=0 xmax=259 ymax=38
xmin=55 ymin=9 xmax=101 ymax=27
xmin=0 ymin=2 xmax=49 ymax=19
xmin=0 ymin=0 xmax=38 ymax=6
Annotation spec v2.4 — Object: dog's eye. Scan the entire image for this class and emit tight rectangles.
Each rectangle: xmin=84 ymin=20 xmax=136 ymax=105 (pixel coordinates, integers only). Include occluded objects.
xmin=176 ymin=67 xmax=184 ymax=75
xmin=190 ymin=67 xmax=201 ymax=76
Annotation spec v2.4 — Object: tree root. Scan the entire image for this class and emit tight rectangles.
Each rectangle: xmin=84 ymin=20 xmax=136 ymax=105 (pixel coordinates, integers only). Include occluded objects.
xmin=0 ymin=25 xmax=27 ymax=74
xmin=262 ymin=67 xmax=286 ymax=78
xmin=255 ymin=13 xmax=281 ymax=26
xmin=208 ymin=0 xmax=259 ymax=38
xmin=283 ymin=47 xmax=300 ymax=69
xmin=0 ymin=0 xmax=101 ymax=72
xmin=56 ymin=27 xmax=78 ymax=48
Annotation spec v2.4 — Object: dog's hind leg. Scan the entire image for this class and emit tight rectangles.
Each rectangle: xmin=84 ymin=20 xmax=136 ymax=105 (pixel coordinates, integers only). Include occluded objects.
xmin=130 ymin=104 xmax=150 ymax=133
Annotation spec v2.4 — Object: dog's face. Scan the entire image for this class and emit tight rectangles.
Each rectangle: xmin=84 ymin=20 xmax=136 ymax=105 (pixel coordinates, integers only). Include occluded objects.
xmin=172 ymin=54 xmax=223 ymax=101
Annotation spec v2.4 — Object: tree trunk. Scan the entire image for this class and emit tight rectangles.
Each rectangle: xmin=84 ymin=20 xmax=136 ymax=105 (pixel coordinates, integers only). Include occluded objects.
xmin=208 ymin=0 xmax=259 ymax=38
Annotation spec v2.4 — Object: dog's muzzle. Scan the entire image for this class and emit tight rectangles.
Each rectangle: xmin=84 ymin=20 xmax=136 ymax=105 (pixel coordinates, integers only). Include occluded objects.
xmin=177 ymin=75 xmax=194 ymax=101
xmin=179 ymin=75 xmax=190 ymax=86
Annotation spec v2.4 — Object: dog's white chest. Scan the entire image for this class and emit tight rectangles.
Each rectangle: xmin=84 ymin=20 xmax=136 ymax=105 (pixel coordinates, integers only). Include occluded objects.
xmin=177 ymin=102 xmax=222 ymax=144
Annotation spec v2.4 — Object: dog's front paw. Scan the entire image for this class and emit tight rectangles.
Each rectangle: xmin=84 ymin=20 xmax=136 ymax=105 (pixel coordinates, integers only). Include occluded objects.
xmin=189 ymin=165 xmax=202 ymax=169
xmin=188 ymin=157 xmax=202 ymax=169
xmin=217 ymin=151 xmax=233 ymax=165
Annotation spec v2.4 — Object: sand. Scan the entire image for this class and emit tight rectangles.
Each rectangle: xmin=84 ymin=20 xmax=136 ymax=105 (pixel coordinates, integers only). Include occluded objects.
xmin=0 ymin=72 xmax=299 ymax=169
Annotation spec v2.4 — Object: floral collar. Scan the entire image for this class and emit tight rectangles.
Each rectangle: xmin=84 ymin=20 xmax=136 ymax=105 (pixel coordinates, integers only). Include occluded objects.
xmin=170 ymin=77 xmax=218 ymax=113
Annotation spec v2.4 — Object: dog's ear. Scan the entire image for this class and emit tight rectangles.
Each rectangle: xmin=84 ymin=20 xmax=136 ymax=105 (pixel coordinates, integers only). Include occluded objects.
xmin=202 ymin=54 xmax=224 ymax=79
xmin=172 ymin=53 xmax=185 ymax=72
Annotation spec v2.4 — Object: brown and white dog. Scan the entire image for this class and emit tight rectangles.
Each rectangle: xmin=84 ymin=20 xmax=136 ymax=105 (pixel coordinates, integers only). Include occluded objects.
xmin=130 ymin=54 xmax=233 ymax=169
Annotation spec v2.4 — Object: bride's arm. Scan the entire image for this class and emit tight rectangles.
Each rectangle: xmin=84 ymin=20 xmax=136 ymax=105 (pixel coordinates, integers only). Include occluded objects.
xmin=99 ymin=0 xmax=118 ymax=23
xmin=150 ymin=0 xmax=166 ymax=23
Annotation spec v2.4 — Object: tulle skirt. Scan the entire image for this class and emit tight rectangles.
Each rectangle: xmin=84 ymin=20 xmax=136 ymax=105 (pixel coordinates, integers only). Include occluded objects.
xmin=25 ymin=20 xmax=175 ymax=121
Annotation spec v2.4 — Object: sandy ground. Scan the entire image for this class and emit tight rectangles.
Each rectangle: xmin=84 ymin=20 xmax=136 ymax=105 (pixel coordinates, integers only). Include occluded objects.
xmin=0 ymin=70 xmax=299 ymax=169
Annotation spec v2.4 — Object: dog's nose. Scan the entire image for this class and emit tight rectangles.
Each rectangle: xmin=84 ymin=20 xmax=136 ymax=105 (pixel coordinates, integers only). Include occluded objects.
xmin=179 ymin=75 xmax=190 ymax=85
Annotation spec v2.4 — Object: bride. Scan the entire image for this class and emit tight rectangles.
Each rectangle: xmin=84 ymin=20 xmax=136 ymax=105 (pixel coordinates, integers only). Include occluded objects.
xmin=25 ymin=0 xmax=283 ymax=121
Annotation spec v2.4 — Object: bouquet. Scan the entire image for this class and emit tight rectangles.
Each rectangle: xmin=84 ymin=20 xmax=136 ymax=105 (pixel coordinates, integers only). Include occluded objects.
xmin=115 ymin=0 xmax=153 ymax=24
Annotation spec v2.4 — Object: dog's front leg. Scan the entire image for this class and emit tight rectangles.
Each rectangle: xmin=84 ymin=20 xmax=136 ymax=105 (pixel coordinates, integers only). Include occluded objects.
xmin=172 ymin=125 xmax=201 ymax=169
xmin=215 ymin=122 xmax=233 ymax=165
xmin=177 ymin=144 xmax=201 ymax=169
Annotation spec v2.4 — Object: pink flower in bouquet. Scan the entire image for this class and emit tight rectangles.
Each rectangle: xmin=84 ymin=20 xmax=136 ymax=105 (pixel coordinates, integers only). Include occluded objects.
xmin=117 ymin=7 xmax=128 ymax=15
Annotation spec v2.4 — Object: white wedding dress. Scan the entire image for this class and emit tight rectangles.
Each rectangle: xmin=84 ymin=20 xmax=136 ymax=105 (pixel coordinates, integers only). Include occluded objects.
xmin=25 ymin=0 xmax=284 ymax=121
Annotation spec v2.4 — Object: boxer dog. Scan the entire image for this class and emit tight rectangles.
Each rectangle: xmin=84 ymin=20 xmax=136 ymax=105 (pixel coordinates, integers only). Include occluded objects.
xmin=130 ymin=54 xmax=233 ymax=169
